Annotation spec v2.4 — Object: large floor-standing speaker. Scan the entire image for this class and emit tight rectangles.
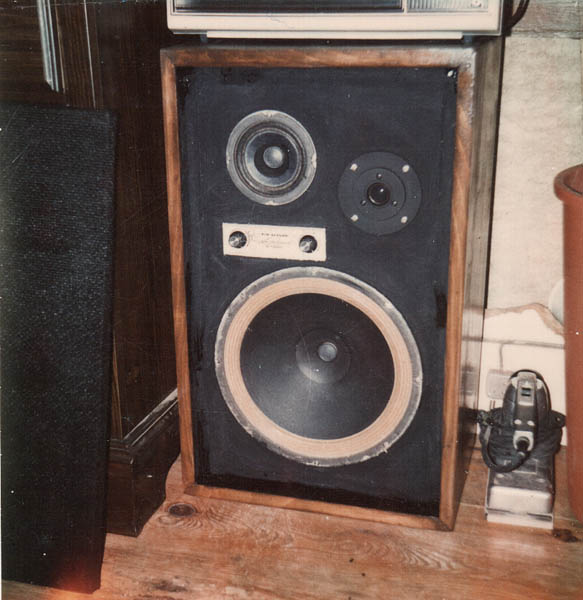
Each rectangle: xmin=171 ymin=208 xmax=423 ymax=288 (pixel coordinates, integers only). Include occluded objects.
xmin=161 ymin=40 xmax=502 ymax=530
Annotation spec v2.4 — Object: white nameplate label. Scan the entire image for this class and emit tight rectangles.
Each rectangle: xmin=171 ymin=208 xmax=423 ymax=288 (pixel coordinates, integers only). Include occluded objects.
xmin=222 ymin=223 xmax=326 ymax=262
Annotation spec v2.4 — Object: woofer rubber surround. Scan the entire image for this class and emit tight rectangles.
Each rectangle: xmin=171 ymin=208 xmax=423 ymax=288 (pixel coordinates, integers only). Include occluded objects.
xmin=214 ymin=267 xmax=423 ymax=466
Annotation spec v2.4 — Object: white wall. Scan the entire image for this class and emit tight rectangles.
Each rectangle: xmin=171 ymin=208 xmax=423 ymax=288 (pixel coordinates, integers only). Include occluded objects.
xmin=478 ymin=33 xmax=583 ymax=426
xmin=487 ymin=36 xmax=583 ymax=311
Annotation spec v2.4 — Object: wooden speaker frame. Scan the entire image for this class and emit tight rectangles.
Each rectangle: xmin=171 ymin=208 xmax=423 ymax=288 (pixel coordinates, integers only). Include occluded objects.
xmin=161 ymin=40 xmax=502 ymax=531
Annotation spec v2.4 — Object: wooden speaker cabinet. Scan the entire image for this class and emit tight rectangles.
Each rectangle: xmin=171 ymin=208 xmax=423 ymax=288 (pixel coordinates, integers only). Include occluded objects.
xmin=161 ymin=40 xmax=502 ymax=530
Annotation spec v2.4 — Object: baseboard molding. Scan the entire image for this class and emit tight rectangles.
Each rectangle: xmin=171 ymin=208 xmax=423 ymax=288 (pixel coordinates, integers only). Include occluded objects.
xmin=106 ymin=390 xmax=180 ymax=536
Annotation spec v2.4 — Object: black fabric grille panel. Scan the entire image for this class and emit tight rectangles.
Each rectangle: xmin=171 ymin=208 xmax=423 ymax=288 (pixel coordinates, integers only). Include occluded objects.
xmin=0 ymin=103 xmax=116 ymax=593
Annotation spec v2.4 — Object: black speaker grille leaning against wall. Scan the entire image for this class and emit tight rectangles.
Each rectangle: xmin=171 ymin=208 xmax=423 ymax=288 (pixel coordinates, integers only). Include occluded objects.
xmin=0 ymin=103 xmax=116 ymax=593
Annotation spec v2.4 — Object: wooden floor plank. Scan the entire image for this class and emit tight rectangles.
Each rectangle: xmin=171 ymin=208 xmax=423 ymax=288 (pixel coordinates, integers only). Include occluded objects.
xmin=3 ymin=450 xmax=583 ymax=599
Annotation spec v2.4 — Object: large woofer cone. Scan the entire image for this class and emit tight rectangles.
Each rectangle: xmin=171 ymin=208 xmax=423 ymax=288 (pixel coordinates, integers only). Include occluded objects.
xmin=226 ymin=110 xmax=317 ymax=205
xmin=215 ymin=267 xmax=422 ymax=467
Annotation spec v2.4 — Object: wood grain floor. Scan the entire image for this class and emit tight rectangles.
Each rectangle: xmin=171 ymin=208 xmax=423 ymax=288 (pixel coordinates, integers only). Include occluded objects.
xmin=3 ymin=449 xmax=583 ymax=600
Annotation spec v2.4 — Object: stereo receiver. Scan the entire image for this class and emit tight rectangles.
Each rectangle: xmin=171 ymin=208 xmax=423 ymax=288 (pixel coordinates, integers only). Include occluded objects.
xmin=167 ymin=0 xmax=503 ymax=39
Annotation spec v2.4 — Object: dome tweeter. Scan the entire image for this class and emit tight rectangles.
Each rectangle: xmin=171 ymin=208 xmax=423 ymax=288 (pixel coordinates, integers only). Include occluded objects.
xmin=338 ymin=152 xmax=422 ymax=235
xmin=226 ymin=110 xmax=317 ymax=205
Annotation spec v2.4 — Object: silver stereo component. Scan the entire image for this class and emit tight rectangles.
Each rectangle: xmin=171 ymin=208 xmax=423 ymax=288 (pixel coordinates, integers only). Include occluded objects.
xmin=167 ymin=0 xmax=503 ymax=39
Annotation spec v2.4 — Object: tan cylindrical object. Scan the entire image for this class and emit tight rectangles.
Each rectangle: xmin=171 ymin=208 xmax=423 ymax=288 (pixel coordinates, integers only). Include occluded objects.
xmin=554 ymin=164 xmax=583 ymax=523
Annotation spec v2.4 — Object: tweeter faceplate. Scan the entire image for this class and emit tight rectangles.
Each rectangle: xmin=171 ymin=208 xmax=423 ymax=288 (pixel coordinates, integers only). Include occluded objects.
xmin=226 ymin=110 xmax=317 ymax=205
xmin=339 ymin=152 xmax=422 ymax=234
xmin=214 ymin=267 xmax=423 ymax=467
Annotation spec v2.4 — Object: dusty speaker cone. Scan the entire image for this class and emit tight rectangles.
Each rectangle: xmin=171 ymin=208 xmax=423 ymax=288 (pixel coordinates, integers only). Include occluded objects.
xmin=215 ymin=267 xmax=423 ymax=466
xmin=226 ymin=110 xmax=317 ymax=205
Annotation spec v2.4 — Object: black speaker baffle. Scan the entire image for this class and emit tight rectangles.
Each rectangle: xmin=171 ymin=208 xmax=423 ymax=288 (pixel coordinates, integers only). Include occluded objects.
xmin=214 ymin=267 xmax=422 ymax=467
xmin=338 ymin=152 xmax=422 ymax=235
